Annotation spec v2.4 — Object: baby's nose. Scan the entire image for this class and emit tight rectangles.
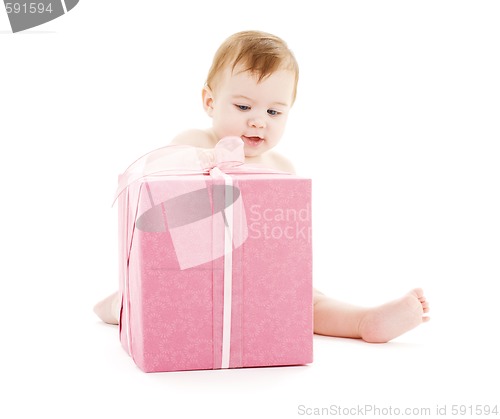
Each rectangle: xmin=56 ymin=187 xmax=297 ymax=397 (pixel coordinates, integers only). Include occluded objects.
xmin=248 ymin=117 xmax=266 ymax=129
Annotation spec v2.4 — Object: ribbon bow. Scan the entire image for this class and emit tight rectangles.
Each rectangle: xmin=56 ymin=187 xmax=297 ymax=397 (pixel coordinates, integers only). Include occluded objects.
xmin=114 ymin=136 xmax=245 ymax=204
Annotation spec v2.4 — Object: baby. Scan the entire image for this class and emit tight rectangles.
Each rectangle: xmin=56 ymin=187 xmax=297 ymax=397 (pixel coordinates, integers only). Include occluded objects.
xmin=95 ymin=30 xmax=429 ymax=343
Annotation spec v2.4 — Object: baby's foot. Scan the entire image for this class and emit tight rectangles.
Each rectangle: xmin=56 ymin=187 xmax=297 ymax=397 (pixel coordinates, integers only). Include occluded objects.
xmin=93 ymin=292 xmax=120 ymax=325
xmin=358 ymin=288 xmax=429 ymax=343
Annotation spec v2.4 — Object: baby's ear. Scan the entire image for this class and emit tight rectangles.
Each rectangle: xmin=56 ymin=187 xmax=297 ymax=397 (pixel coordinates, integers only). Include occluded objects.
xmin=202 ymin=85 xmax=215 ymax=117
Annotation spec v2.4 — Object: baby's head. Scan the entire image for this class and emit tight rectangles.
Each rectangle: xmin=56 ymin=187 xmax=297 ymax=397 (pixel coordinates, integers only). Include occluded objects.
xmin=206 ymin=31 xmax=299 ymax=103
xmin=203 ymin=31 xmax=299 ymax=157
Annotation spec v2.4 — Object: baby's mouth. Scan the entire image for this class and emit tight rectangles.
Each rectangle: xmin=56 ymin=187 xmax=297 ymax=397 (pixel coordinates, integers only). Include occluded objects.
xmin=241 ymin=135 xmax=264 ymax=147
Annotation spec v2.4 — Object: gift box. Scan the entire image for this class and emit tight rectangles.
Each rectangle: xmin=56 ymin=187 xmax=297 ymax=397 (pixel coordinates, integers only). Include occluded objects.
xmin=116 ymin=138 xmax=313 ymax=372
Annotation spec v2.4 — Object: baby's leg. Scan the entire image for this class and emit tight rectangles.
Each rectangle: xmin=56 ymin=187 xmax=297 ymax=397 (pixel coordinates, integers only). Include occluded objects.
xmin=314 ymin=288 xmax=429 ymax=343
xmin=93 ymin=291 xmax=120 ymax=325
xmin=95 ymin=288 xmax=430 ymax=342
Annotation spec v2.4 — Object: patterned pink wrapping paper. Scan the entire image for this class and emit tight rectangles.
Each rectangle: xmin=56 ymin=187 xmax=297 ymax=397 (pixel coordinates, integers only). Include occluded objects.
xmin=118 ymin=172 xmax=313 ymax=372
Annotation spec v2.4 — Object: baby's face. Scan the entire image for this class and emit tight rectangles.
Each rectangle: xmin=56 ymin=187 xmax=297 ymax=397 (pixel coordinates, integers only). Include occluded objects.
xmin=205 ymin=67 xmax=295 ymax=157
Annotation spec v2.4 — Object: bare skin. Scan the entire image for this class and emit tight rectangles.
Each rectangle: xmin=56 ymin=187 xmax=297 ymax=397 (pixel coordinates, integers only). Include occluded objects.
xmin=313 ymin=288 xmax=429 ymax=343
xmin=94 ymin=292 xmax=121 ymax=326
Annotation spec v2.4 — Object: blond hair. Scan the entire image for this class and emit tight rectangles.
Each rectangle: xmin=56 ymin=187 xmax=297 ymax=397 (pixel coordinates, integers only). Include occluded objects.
xmin=206 ymin=30 xmax=299 ymax=103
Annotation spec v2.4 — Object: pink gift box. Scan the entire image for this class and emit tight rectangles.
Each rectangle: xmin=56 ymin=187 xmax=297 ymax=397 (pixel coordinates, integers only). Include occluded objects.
xmin=116 ymin=140 xmax=312 ymax=372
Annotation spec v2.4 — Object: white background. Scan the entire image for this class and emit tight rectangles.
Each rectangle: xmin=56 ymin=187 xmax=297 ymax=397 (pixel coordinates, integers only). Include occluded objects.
xmin=1 ymin=1 xmax=499 ymax=418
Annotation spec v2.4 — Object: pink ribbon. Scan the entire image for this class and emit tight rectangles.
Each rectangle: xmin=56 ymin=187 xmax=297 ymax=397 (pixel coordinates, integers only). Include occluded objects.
xmin=114 ymin=136 xmax=246 ymax=205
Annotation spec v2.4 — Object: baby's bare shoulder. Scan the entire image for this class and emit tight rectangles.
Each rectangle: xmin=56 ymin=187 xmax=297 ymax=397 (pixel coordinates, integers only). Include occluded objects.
xmin=267 ymin=151 xmax=296 ymax=174
xmin=170 ymin=129 xmax=215 ymax=148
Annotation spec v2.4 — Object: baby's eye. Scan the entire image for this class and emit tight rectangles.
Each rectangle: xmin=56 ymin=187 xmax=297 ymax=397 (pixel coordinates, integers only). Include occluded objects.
xmin=267 ymin=109 xmax=281 ymax=116
xmin=235 ymin=104 xmax=250 ymax=111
